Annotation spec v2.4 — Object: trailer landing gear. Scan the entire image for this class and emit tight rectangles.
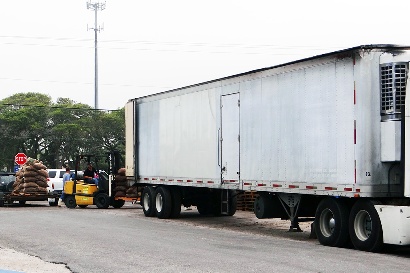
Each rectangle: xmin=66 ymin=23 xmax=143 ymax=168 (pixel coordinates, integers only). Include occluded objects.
xmin=277 ymin=193 xmax=303 ymax=232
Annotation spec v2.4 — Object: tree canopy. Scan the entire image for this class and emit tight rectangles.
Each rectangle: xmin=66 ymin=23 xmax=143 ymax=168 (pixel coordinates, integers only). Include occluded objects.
xmin=0 ymin=92 xmax=125 ymax=171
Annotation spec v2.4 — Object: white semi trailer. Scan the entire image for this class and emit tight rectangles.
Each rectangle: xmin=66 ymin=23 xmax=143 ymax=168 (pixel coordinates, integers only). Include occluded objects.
xmin=125 ymin=45 xmax=410 ymax=252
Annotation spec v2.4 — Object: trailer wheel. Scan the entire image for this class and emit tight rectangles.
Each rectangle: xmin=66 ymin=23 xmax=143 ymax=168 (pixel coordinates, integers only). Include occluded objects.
xmin=155 ymin=186 xmax=172 ymax=219
xmin=212 ymin=191 xmax=222 ymax=216
xmin=254 ymin=194 xmax=274 ymax=219
xmin=95 ymin=193 xmax=110 ymax=209
xmin=65 ymin=195 xmax=77 ymax=209
xmin=170 ymin=187 xmax=182 ymax=218
xmin=197 ymin=203 xmax=210 ymax=215
xmin=19 ymin=200 xmax=26 ymax=206
xmin=227 ymin=190 xmax=237 ymax=216
xmin=142 ymin=186 xmax=156 ymax=217
xmin=349 ymin=200 xmax=383 ymax=252
xmin=315 ymin=198 xmax=349 ymax=247
xmin=112 ymin=199 xmax=125 ymax=209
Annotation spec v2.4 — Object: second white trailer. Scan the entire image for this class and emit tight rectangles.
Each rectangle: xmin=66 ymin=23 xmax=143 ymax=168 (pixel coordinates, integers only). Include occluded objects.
xmin=125 ymin=45 xmax=410 ymax=252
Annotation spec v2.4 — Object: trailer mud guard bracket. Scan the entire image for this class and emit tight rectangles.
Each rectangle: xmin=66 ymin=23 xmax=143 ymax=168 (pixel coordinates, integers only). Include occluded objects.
xmin=376 ymin=205 xmax=410 ymax=245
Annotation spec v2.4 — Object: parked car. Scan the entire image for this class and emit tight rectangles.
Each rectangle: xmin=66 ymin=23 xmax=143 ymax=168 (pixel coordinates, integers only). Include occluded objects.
xmin=0 ymin=172 xmax=15 ymax=193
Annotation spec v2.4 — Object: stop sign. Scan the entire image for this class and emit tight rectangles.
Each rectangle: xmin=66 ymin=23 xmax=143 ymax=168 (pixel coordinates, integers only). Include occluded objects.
xmin=15 ymin=153 xmax=27 ymax=165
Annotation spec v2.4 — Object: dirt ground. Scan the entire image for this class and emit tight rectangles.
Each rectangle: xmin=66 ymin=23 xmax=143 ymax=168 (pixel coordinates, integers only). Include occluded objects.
xmin=155 ymin=206 xmax=316 ymax=242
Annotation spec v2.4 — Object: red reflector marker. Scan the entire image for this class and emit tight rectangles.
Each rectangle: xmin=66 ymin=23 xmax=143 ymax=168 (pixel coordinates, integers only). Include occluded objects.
xmin=306 ymin=186 xmax=316 ymax=189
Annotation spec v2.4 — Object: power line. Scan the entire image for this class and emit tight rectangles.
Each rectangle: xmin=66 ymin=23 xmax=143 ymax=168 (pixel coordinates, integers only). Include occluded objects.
xmin=0 ymin=76 xmax=172 ymax=90
xmin=0 ymin=34 xmax=344 ymax=54
xmin=0 ymin=103 xmax=122 ymax=112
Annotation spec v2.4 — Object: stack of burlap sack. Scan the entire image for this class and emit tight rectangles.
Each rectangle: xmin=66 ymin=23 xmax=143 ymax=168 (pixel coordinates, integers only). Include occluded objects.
xmin=12 ymin=158 xmax=49 ymax=195
xmin=113 ymin=168 xmax=138 ymax=198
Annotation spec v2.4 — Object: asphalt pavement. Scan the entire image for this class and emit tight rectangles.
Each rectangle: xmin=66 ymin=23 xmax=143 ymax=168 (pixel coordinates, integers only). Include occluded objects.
xmin=1 ymin=202 xmax=409 ymax=273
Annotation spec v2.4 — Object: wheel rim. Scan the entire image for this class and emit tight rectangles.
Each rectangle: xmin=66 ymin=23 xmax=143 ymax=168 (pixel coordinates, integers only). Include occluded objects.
xmin=156 ymin=193 xmax=163 ymax=213
xmin=319 ymin=208 xmax=335 ymax=237
xmin=354 ymin=210 xmax=372 ymax=241
xmin=143 ymin=192 xmax=150 ymax=210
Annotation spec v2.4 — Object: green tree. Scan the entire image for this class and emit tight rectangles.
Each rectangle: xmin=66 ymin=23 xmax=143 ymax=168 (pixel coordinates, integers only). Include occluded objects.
xmin=0 ymin=93 xmax=52 ymax=169
xmin=0 ymin=92 xmax=126 ymax=171
xmin=44 ymin=98 xmax=95 ymax=168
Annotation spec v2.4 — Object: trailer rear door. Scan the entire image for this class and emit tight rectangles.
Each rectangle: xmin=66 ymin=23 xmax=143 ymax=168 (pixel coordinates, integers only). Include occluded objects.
xmin=221 ymin=93 xmax=240 ymax=184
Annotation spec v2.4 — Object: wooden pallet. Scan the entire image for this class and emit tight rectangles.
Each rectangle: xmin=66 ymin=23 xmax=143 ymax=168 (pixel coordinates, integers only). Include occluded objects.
xmin=236 ymin=191 xmax=257 ymax=211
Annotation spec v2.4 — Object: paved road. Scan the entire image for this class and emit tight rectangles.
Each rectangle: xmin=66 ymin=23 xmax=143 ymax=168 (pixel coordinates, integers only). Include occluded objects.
xmin=0 ymin=202 xmax=409 ymax=273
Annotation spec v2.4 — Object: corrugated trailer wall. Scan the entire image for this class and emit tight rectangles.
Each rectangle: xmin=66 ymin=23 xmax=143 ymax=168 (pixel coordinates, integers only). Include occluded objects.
xmin=240 ymin=57 xmax=355 ymax=185
xmin=137 ymin=87 xmax=221 ymax=180
xmin=127 ymin=46 xmax=408 ymax=197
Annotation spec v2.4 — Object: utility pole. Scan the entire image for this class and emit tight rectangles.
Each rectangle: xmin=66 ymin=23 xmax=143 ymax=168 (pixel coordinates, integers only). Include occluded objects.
xmin=87 ymin=1 xmax=106 ymax=109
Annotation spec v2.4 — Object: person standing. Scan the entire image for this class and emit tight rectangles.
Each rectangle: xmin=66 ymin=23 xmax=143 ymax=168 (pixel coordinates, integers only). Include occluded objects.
xmin=59 ymin=167 xmax=71 ymax=207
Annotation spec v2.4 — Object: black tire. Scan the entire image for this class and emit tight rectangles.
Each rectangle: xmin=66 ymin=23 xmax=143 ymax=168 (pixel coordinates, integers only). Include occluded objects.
xmin=19 ymin=200 xmax=26 ymax=206
xmin=65 ymin=195 xmax=77 ymax=209
xmin=315 ymin=197 xmax=349 ymax=247
xmin=227 ymin=190 xmax=237 ymax=216
xmin=79 ymin=205 xmax=88 ymax=208
xmin=49 ymin=198 xmax=59 ymax=206
xmin=142 ymin=186 xmax=156 ymax=217
xmin=349 ymin=200 xmax=383 ymax=252
xmin=155 ymin=186 xmax=172 ymax=219
xmin=95 ymin=193 xmax=110 ymax=209
xmin=197 ymin=203 xmax=210 ymax=215
xmin=170 ymin=187 xmax=182 ymax=218
xmin=112 ymin=199 xmax=125 ymax=209
xmin=212 ymin=190 xmax=222 ymax=216
xmin=254 ymin=194 xmax=274 ymax=219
